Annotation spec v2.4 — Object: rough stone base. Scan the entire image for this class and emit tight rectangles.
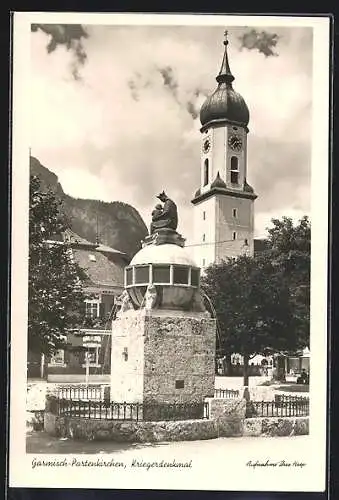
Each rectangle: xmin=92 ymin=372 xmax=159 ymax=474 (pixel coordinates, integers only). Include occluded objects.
xmin=243 ymin=417 xmax=309 ymax=437
xmin=44 ymin=411 xmax=309 ymax=442
xmin=208 ymin=398 xmax=246 ymax=419
xmin=44 ymin=413 xmax=219 ymax=442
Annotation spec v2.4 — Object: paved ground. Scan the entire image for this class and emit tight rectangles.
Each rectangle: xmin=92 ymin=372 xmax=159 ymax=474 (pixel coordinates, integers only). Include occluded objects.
xmin=26 ymin=429 xmax=309 ymax=455
xmin=215 ymin=376 xmax=309 ymax=394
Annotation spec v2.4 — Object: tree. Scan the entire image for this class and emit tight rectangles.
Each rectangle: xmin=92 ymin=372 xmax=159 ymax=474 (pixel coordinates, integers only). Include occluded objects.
xmin=266 ymin=216 xmax=310 ymax=349
xmin=201 ymin=215 xmax=311 ymax=390
xmin=202 ymin=253 xmax=298 ymax=389
xmin=28 ymin=176 xmax=88 ymax=357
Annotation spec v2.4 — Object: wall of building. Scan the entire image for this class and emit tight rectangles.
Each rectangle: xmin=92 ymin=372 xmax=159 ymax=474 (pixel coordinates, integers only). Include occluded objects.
xmin=193 ymin=196 xmax=216 ymax=269
xmin=46 ymin=332 xmax=111 ymax=382
xmin=215 ymin=194 xmax=254 ymax=261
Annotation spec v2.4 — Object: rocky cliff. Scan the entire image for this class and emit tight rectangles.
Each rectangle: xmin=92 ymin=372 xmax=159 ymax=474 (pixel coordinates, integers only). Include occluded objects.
xmin=30 ymin=156 xmax=148 ymax=258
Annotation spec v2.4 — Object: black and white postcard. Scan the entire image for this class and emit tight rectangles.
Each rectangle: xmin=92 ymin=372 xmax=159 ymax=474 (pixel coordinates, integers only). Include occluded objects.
xmin=9 ymin=12 xmax=330 ymax=493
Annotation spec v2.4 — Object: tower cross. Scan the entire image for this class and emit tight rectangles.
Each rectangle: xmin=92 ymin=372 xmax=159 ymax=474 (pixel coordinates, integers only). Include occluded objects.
xmin=224 ymin=30 xmax=229 ymax=45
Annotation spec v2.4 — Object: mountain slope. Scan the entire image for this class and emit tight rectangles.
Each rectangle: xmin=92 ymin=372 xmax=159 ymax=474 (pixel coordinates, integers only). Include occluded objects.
xmin=30 ymin=156 xmax=148 ymax=258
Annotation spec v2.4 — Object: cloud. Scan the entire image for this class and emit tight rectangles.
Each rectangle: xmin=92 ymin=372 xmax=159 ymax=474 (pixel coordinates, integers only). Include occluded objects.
xmin=238 ymin=28 xmax=279 ymax=57
xmin=31 ymin=23 xmax=89 ymax=80
xmin=30 ymin=25 xmax=312 ymax=242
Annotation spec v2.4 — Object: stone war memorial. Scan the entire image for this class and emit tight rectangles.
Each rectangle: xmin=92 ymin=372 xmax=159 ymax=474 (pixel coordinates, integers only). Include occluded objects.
xmin=110 ymin=191 xmax=216 ymax=419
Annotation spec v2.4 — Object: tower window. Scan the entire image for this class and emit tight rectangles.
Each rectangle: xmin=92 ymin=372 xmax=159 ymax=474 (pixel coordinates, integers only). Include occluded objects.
xmin=203 ymin=233 xmax=205 ymax=242
xmin=232 ymin=232 xmax=237 ymax=240
xmin=203 ymin=211 xmax=206 ymax=220
xmin=203 ymin=159 xmax=209 ymax=186
xmin=123 ymin=347 xmax=128 ymax=361
xmin=232 ymin=208 xmax=237 ymax=218
xmin=230 ymin=156 xmax=239 ymax=184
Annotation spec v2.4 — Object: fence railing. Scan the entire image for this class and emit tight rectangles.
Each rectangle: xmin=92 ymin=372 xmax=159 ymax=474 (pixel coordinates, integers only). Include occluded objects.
xmin=246 ymin=400 xmax=309 ymax=418
xmin=214 ymin=388 xmax=240 ymax=399
xmin=274 ymin=394 xmax=309 ymax=405
xmin=56 ymin=399 xmax=209 ymax=421
xmin=56 ymin=385 xmax=108 ymax=401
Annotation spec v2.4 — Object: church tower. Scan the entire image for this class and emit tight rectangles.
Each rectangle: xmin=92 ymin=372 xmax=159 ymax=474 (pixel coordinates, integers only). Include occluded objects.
xmin=191 ymin=32 xmax=257 ymax=270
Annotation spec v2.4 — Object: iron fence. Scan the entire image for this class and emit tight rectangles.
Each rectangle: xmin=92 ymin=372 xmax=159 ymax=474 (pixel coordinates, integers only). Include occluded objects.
xmin=214 ymin=388 xmax=240 ymax=399
xmin=274 ymin=394 xmax=309 ymax=405
xmin=246 ymin=399 xmax=309 ymax=418
xmin=56 ymin=399 xmax=209 ymax=421
xmin=56 ymin=385 xmax=106 ymax=401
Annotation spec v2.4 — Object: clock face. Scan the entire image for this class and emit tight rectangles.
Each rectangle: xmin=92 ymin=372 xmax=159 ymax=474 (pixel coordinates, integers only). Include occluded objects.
xmin=228 ymin=135 xmax=243 ymax=152
xmin=202 ymin=138 xmax=211 ymax=154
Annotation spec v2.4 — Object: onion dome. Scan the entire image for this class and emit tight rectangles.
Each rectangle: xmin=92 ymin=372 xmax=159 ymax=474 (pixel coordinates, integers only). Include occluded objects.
xmin=200 ymin=32 xmax=249 ymax=128
xmin=210 ymin=171 xmax=226 ymax=189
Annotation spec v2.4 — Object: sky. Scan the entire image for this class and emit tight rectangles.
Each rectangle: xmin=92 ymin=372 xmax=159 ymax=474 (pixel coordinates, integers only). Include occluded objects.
xmin=30 ymin=23 xmax=313 ymax=241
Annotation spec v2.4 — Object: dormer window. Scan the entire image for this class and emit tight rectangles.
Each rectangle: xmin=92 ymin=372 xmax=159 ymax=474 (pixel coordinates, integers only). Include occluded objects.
xmin=89 ymin=254 xmax=96 ymax=262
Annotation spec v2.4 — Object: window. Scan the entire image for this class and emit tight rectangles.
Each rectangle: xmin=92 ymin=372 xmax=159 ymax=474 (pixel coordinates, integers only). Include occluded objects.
xmin=89 ymin=254 xmax=96 ymax=262
xmin=173 ymin=266 xmax=189 ymax=285
xmin=202 ymin=258 xmax=206 ymax=267
xmin=123 ymin=347 xmax=128 ymax=361
xmin=202 ymin=233 xmax=205 ymax=242
xmin=49 ymin=349 xmax=65 ymax=366
xmin=191 ymin=268 xmax=200 ymax=287
xmin=232 ymin=126 xmax=238 ymax=131
xmin=232 ymin=208 xmax=237 ymax=218
xmin=85 ymin=300 xmax=100 ymax=318
xmin=175 ymin=380 xmax=184 ymax=389
xmin=244 ymin=238 xmax=248 ymax=246
xmin=126 ymin=267 xmax=133 ymax=286
xmin=135 ymin=265 xmax=149 ymax=284
xmin=153 ymin=265 xmax=171 ymax=283
xmin=203 ymin=211 xmax=206 ymax=220
xmin=232 ymin=232 xmax=237 ymax=241
xmin=203 ymin=159 xmax=209 ymax=186
xmin=230 ymin=156 xmax=239 ymax=184
xmin=84 ymin=347 xmax=100 ymax=367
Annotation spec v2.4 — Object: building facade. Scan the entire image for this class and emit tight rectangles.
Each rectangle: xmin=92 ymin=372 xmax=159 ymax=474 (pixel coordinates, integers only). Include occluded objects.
xmin=191 ymin=33 xmax=257 ymax=270
xmin=29 ymin=229 xmax=129 ymax=382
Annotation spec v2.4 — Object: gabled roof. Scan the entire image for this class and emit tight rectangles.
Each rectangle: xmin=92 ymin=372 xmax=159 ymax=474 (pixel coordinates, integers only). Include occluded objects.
xmin=47 ymin=229 xmax=126 ymax=289
xmin=72 ymin=247 xmax=124 ymax=288
xmin=63 ymin=229 xmax=97 ymax=248
xmin=95 ymin=243 xmax=127 ymax=257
